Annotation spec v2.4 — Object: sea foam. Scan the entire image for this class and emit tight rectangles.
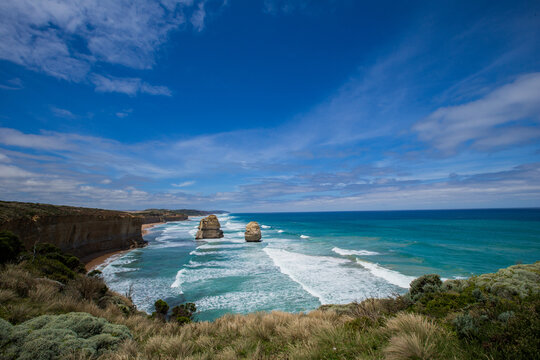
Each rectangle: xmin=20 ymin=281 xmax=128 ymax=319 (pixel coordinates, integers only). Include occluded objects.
xmin=356 ymin=259 xmax=416 ymax=289
xmin=332 ymin=247 xmax=380 ymax=256
xmin=263 ymin=247 xmax=393 ymax=304
xmin=300 ymin=235 xmax=310 ymax=239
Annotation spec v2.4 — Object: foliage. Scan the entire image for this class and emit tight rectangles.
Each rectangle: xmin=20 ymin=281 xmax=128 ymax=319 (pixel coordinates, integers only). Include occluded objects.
xmin=171 ymin=303 xmax=196 ymax=324
xmin=408 ymin=273 xmax=442 ymax=302
xmin=21 ymin=243 xmax=86 ymax=283
xmin=0 ymin=231 xmax=25 ymax=265
xmin=0 ymin=312 xmax=131 ymax=359
xmin=87 ymin=269 xmax=102 ymax=278
xmin=0 ymin=200 xmax=129 ymax=223
xmin=154 ymin=299 xmax=169 ymax=315
xmin=406 ymin=262 xmax=540 ymax=360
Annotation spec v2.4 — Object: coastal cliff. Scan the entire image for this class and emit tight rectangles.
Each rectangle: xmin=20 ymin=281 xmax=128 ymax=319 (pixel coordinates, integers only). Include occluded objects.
xmin=129 ymin=210 xmax=188 ymax=224
xmin=0 ymin=201 xmax=146 ymax=262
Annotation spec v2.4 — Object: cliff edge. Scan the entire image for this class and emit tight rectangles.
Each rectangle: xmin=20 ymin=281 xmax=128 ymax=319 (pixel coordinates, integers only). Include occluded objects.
xmin=0 ymin=201 xmax=146 ymax=262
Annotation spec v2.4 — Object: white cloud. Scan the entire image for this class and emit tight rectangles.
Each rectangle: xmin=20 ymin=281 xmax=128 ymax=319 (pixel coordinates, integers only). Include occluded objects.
xmin=116 ymin=109 xmax=133 ymax=118
xmin=172 ymin=181 xmax=196 ymax=187
xmin=0 ymin=0 xmax=206 ymax=91
xmin=0 ymin=78 xmax=24 ymax=90
xmin=415 ymin=73 xmax=540 ymax=152
xmin=0 ymin=128 xmax=72 ymax=150
xmin=0 ymin=164 xmax=35 ymax=178
xmin=92 ymin=75 xmax=171 ymax=96
xmin=190 ymin=2 xmax=206 ymax=31
xmin=51 ymin=106 xmax=77 ymax=119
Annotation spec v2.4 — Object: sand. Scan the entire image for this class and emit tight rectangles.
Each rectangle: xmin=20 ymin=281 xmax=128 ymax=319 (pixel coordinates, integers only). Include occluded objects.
xmin=84 ymin=222 xmax=167 ymax=271
xmin=142 ymin=222 xmax=164 ymax=235
xmin=85 ymin=249 xmax=130 ymax=272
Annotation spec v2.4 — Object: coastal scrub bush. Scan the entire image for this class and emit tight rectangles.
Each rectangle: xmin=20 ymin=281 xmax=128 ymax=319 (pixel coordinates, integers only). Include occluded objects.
xmin=0 ymin=231 xmax=24 ymax=264
xmin=153 ymin=299 xmax=169 ymax=321
xmin=0 ymin=312 xmax=132 ymax=360
xmin=171 ymin=303 xmax=196 ymax=325
xmin=408 ymin=274 xmax=442 ymax=302
xmin=471 ymin=261 xmax=540 ymax=299
xmin=87 ymin=269 xmax=102 ymax=278
xmin=22 ymin=243 xmax=86 ymax=283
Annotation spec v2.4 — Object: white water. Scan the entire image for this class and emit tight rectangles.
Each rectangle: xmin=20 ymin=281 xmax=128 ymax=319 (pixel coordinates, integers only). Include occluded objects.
xmin=356 ymin=259 xmax=416 ymax=289
xmin=263 ymin=247 xmax=395 ymax=304
xmin=332 ymin=247 xmax=380 ymax=256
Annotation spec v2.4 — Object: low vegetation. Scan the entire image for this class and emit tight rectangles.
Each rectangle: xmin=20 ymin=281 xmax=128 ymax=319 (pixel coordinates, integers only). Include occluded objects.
xmin=0 ymin=231 xmax=538 ymax=359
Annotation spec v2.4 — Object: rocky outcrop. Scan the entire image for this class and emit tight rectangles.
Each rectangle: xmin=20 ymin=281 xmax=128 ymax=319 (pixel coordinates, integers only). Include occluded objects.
xmin=245 ymin=221 xmax=262 ymax=242
xmin=195 ymin=215 xmax=224 ymax=239
xmin=0 ymin=201 xmax=146 ymax=263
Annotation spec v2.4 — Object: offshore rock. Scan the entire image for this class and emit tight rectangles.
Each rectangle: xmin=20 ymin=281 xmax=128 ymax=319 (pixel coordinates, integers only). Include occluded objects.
xmin=195 ymin=215 xmax=224 ymax=239
xmin=245 ymin=221 xmax=262 ymax=242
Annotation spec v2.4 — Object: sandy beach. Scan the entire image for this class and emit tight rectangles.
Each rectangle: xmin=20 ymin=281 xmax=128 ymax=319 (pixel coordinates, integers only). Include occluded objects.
xmin=142 ymin=222 xmax=164 ymax=235
xmin=85 ymin=223 xmax=164 ymax=271
xmin=85 ymin=249 xmax=131 ymax=272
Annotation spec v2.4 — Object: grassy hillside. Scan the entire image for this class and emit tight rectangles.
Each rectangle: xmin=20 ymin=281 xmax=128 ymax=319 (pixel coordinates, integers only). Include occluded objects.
xmin=0 ymin=231 xmax=538 ymax=359
xmin=0 ymin=201 xmax=226 ymax=223
xmin=135 ymin=208 xmax=228 ymax=216
xmin=0 ymin=201 xmax=129 ymax=222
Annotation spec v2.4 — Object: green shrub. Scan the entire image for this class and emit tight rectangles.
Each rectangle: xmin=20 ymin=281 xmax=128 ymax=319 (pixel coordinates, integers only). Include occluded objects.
xmin=0 ymin=231 xmax=24 ymax=265
xmin=21 ymin=243 xmax=86 ymax=283
xmin=408 ymin=274 xmax=442 ymax=302
xmin=472 ymin=262 xmax=540 ymax=299
xmin=0 ymin=312 xmax=131 ymax=359
xmin=453 ymin=312 xmax=479 ymax=339
xmin=87 ymin=269 xmax=102 ymax=278
xmin=154 ymin=299 xmax=169 ymax=315
xmin=26 ymin=256 xmax=77 ymax=283
xmin=415 ymin=285 xmax=478 ymax=318
xmin=0 ymin=317 xmax=12 ymax=347
xmin=171 ymin=302 xmax=196 ymax=324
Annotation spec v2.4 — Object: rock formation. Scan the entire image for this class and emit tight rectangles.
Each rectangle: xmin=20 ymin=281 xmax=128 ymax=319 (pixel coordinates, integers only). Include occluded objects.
xmin=0 ymin=201 xmax=146 ymax=263
xmin=195 ymin=215 xmax=224 ymax=239
xmin=245 ymin=221 xmax=262 ymax=242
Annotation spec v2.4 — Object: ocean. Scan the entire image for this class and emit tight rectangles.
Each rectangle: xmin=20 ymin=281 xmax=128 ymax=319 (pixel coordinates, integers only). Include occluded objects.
xmin=98 ymin=209 xmax=540 ymax=321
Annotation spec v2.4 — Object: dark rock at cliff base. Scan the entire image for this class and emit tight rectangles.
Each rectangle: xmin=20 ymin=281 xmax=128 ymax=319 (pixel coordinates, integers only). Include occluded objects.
xmin=245 ymin=221 xmax=262 ymax=242
xmin=195 ymin=215 xmax=224 ymax=239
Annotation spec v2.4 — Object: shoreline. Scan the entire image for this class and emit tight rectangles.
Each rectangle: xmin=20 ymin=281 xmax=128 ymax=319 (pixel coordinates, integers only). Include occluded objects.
xmin=142 ymin=222 xmax=165 ymax=235
xmin=85 ymin=222 xmax=165 ymax=271
xmin=85 ymin=249 xmax=131 ymax=272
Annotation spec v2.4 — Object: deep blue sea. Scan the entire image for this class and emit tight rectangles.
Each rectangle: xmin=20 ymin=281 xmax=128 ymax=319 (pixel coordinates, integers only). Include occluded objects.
xmin=99 ymin=209 xmax=540 ymax=321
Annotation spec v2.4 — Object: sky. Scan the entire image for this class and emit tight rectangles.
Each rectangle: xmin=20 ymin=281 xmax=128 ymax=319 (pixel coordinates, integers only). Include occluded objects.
xmin=0 ymin=0 xmax=539 ymax=212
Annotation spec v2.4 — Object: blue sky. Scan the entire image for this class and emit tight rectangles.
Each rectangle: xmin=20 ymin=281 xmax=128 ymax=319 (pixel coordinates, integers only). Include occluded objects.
xmin=0 ymin=0 xmax=539 ymax=212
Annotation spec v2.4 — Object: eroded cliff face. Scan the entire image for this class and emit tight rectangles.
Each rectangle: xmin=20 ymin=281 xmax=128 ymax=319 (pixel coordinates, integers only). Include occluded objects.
xmin=0 ymin=201 xmax=146 ymax=262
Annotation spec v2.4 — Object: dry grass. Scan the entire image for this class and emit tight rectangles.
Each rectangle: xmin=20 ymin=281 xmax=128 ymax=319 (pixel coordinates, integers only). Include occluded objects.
xmin=384 ymin=313 xmax=457 ymax=360
xmin=0 ymin=264 xmax=36 ymax=297
xmin=0 ymin=289 xmax=17 ymax=303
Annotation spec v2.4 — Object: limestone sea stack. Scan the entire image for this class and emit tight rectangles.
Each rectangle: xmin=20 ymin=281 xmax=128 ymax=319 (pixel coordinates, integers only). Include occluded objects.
xmin=245 ymin=221 xmax=262 ymax=242
xmin=195 ymin=215 xmax=224 ymax=239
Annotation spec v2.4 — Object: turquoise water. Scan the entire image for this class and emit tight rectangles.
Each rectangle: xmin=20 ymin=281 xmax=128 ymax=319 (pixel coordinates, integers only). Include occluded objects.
xmin=100 ymin=209 xmax=540 ymax=321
